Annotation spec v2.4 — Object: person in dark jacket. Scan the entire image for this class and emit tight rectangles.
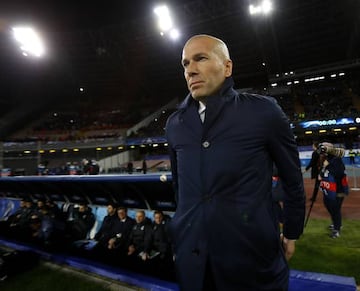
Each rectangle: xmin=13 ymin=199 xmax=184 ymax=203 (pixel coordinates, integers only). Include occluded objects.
xmin=165 ymin=35 xmax=305 ymax=291
xmin=69 ymin=203 xmax=95 ymax=241
xmin=319 ymin=142 xmax=348 ymax=238
xmin=304 ymin=142 xmax=321 ymax=201
xmin=150 ymin=211 xmax=170 ymax=259
xmin=107 ymin=207 xmax=135 ymax=254
xmin=127 ymin=210 xmax=152 ymax=261
xmin=7 ymin=199 xmax=26 ymax=227
xmin=9 ymin=198 xmax=36 ymax=239
xmin=94 ymin=203 xmax=117 ymax=248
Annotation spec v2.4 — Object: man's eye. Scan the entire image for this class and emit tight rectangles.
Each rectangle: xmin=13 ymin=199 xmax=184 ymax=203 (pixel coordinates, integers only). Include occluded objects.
xmin=197 ymin=56 xmax=207 ymax=61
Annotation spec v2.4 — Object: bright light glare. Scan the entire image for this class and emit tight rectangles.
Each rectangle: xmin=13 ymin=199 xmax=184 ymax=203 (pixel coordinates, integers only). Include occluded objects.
xmin=154 ymin=5 xmax=181 ymax=41
xmin=154 ymin=5 xmax=173 ymax=32
xmin=154 ymin=5 xmax=168 ymax=16
xmin=249 ymin=0 xmax=273 ymax=15
xmin=262 ymin=0 xmax=273 ymax=14
xmin=12 ymin=27 xmax=45 ymax=57
xmin=169 ymin=28 xmax=180 ymax=40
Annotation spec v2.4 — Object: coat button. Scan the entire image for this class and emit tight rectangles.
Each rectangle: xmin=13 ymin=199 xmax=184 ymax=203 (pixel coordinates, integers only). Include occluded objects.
xmin=202 ymin=141 xmax=210 ymax=148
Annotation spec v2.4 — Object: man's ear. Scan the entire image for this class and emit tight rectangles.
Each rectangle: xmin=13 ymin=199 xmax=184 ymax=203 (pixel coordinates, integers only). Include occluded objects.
xmin=225 ymin=59 xmax=233 ymax=77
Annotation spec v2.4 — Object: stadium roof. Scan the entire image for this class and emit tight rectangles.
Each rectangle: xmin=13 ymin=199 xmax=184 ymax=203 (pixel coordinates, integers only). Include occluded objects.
xmin=0 ymin=0 xmax=359 ymax=137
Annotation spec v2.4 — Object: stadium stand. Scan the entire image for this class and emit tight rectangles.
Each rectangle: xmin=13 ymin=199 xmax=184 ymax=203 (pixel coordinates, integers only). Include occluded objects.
xmin=1 ymin=1 xmax=360 ymax=289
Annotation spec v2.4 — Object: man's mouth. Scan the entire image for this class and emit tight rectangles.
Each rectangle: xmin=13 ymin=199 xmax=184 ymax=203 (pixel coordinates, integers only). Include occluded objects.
xmin=190 ymin=81 xmax=203 ymax=89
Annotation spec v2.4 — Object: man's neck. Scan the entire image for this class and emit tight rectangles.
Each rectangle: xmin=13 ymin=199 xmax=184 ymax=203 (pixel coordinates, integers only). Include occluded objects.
xmin=195 ymin=96 xmax=207 ymax=104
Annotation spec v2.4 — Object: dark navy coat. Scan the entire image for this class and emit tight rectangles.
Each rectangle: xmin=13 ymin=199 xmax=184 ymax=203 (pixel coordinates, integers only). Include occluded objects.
xmin=165 ymin=78 xmax=305 ymax=291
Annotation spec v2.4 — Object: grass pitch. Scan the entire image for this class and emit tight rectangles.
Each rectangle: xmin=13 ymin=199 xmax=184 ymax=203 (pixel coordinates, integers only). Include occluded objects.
xmin=289 ymin=218 xmax=360 ymax=284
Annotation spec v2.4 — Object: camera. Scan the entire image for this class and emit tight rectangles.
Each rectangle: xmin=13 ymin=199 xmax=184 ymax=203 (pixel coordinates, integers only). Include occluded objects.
xmin=317 ymin=143 xmax=345 ymax=158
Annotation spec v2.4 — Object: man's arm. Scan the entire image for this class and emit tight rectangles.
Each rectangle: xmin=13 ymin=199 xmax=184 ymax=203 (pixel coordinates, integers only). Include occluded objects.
xmin=267 ymin=100 xmax=306 ymax=242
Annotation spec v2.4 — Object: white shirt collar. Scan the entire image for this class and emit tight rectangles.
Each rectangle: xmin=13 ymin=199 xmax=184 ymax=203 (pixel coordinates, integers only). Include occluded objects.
xmin=198 ymin=101 xmax=206 ymax=114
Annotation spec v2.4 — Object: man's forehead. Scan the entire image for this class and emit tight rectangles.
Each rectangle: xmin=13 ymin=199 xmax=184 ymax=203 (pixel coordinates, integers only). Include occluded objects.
xmin=182 ymin=39 xmax=214 ymax=59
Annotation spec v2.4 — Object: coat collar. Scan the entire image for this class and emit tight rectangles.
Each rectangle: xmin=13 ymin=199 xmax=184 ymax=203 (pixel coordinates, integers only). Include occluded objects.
xmin=177 ymin=77 xmax=238 ymax=135
xmin=178 ymin=77 xmax=237 ymax=110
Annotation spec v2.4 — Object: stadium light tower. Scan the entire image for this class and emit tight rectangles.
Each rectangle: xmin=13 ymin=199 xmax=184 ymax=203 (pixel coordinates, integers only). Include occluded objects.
xmin=12 ymin=26 xmax=45 ymax=57
xmin=153 ymin=4 xmax=181 ymax=40
xmin=249 ymin=0 xmax=273 ymax=16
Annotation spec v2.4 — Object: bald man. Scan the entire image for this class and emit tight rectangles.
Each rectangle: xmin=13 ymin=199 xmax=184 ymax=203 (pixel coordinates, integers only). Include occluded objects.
xmin=165 ymin=35 xmax=305 ymax=290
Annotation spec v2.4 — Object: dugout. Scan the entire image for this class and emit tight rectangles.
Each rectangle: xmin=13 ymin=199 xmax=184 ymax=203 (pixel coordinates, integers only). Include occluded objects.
xmin=0 ymin=174 xmax=357 ymax=290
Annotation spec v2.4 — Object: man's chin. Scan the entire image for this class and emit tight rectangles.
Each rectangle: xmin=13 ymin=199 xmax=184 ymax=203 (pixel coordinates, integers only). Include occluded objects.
xmin=191 ymin=91 xmax=205 ymax=101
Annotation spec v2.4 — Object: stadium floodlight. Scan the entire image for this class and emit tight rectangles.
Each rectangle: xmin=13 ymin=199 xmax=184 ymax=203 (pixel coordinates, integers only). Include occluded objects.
xmin=153 ymin=4 xmax=181 ymax=40
xmin=169 ymin=28 xmax=180 ymax=40
xmin=249 ymin=0 xmax=273 ymax=16
xmin=154 ymin=5 xmax=173 ymax=33
xmin=12 ymin=27 xmax=45 ymax=57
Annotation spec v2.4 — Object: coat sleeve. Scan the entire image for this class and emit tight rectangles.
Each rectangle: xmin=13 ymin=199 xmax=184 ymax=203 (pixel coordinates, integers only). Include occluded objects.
xmin=267 ymin=100 xmax=305 ymax=240
xmin=165 ymin=116 xmax=179 ymax=204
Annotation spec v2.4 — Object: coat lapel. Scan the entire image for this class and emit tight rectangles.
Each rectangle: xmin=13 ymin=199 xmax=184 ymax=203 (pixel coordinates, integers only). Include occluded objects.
xmin=202 ymin=97 xmax=227 ymax=135
xmin=178 ymin=98 xmax=203 ymax=137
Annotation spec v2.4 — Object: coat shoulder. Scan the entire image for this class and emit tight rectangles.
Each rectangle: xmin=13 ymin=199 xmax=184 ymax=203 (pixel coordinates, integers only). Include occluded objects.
xmin=238 ymin=92 xmax=277 ymax=105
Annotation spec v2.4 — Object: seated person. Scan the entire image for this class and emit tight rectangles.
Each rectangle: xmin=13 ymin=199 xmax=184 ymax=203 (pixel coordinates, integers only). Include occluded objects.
xmin=127 ymin=210 xmax=152 ymax=261
xmin=93 ymin=203 xmax=118 ymax=248
xmin=7 ymin=198 xmax=26 ymax=226
xmin=68 ymin=203 xmax=96 ymax=241
xmin=45 ymin=199 xmax=62 ymax=220
xmin=150 ymin=211 xmax=170 ymax=259
xmin=9 ymin=198 xmax=36 ymax=239
xmin=107 ymin=207 xmax=135 ymax=253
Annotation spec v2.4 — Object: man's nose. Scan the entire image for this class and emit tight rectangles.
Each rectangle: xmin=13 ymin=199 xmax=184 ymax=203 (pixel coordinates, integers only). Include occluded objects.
xmin=185 ymin=61 xmax=198 ymax=77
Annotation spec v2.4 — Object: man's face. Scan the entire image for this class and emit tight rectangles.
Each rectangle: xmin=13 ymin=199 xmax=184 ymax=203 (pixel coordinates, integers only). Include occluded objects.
xmin=79 ymin=205 xmax=86 ymax=213
xmin=25 ymin=201 xmax=32 ymax=208
xmin=107 ymin=205 xmax=116 ymax=216
xmin=135 ymin=212 xmax=145 ymax=224
xmin=154 ymin=213 xmax=163 ymax=225
xmin=117 ymin=209 xmax=126 ymax=220
xmin=182 ymin=37 xmax=232 ymax=101
xmin=37 ymin=201 xmax=44 ymax=209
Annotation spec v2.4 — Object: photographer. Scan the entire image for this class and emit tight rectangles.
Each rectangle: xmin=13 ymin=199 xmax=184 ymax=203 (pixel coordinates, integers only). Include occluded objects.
xmin=318 ymin=142 xmax=348 ymax=238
